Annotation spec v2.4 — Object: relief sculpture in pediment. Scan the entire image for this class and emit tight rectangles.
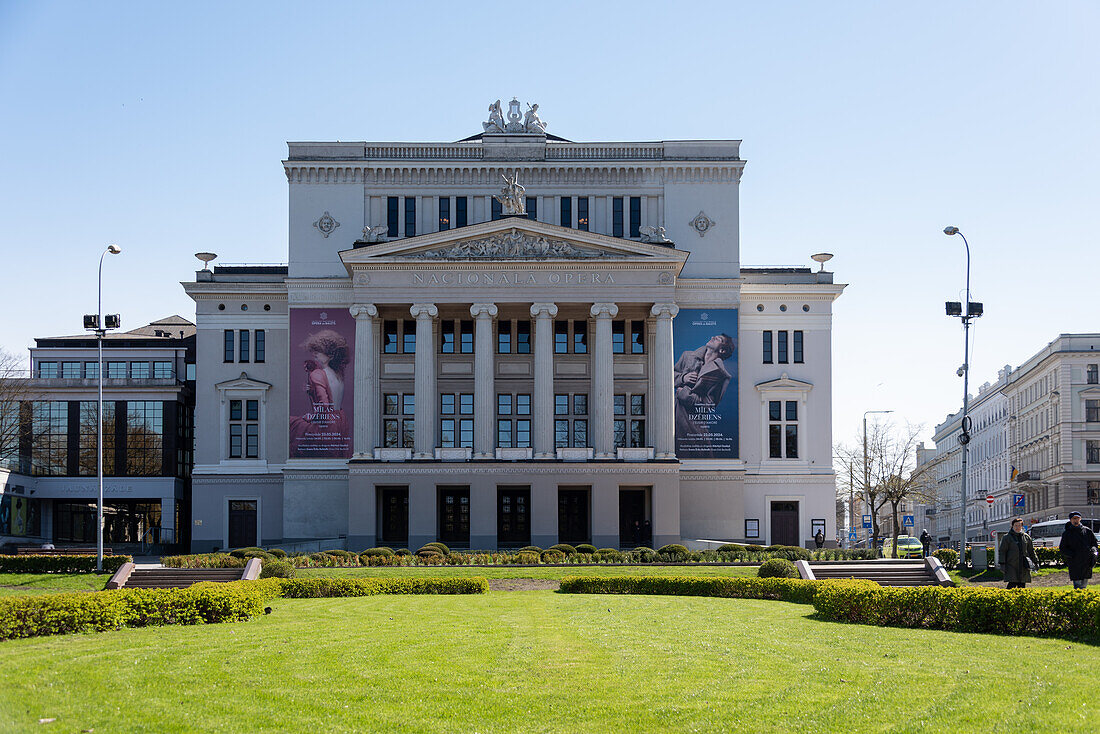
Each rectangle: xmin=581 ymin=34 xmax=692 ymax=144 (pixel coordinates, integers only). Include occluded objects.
xmin=404 ymin=229 xmax=624 ymax=261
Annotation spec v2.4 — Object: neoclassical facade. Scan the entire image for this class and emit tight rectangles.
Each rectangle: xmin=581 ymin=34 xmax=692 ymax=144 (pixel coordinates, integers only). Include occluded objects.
xmin=183 ymin=103 xmax=844 ymax=552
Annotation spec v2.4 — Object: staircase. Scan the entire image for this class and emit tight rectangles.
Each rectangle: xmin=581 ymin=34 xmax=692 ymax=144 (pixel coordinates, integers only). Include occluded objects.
xmin=797 ymin=558 xmax=952 ymax=587
xmin=107 ymin=558 xmax=262 ymax=589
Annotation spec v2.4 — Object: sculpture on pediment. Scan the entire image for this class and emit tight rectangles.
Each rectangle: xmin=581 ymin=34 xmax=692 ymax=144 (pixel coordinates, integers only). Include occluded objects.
xmin=483 ymin=100 xmax=505 ymax=133
xmin=639 ymin=225 xmax=672 ymax=244
xmin=524 ymin=103 xmax=547 ymax=134
xmin=405 ymin=229 xmax=620 ymax=260
xmin=505 ymin=97 xmax=525 ymax=132
xmin=360 ymin=224 xmax=388 ymax=243
xmin=494 ymin=171 xmax=526 ymax=215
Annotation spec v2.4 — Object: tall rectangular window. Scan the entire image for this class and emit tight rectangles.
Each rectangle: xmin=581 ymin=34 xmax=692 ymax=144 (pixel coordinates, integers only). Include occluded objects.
xmin=227 ymin=399 xmax=259 ymax=459
xmin=1089 ymin=364 xmax=1099 ymax=385
xmin=455 ymin=197 xmax=467 ymax=227
xmin=777 ymin=331 xmax=789 ymax=364
xmin=555 ymin=419 xmax=569 ymax=448
xmin=223 ymin=330 xmax=234 ymax=362
xmin=491 ymin=198 xmax=502 ymax=221
xmin=440 ymin=320 xmax=455 ymax=354
xmin=255 ymin=330 xmax=265 ymax=363
xmin=555 ymin=394 xmax=569 ymax=415
xmin=459 ymin=419 xmax=473 ymax=448
xmin=516 ymin=420 xmax=531 ymax=448
xmin=516 ymin=321 xmax=531 ymax=353
xmin=630 ymin=321 xmax=645 ymax=354
xmin=573 ymin=321 xmax=587 ymax=354
xmin=126 ymin=401 xmax=164 ymax=476
xmin=526 ymin=197 xmax=537 ymax=221
xmin=32 ymin=401 xmax=68 ymax=476
xmin=793 ymin=331 xmax=804 ymax=363
xmin=560 ymin=197 xmax=572 ymax=227
xmin=554 ymin=320 xmax=569 ymax=353
xmin=612 ymin=197 xmax=624 ymax=237
xmin=1087 ymin=399 xmax=1100 ymax=423
xmin=497 ymin=419 xmax=512 ymax=448
xmin=1087 ymin=440 xmax=1100 ymax=465
xmin=239 ymin=330 xmax=250 ymax=363
xmin=498 ymin=321 xmax=512 ymax=353
xmin=629 ymin=196 xmax=641 ymax=238
xmin=383 ymin=320 xmax=398 ymax=353
xmin=78 ymin=401 xmax=114 ymax=475
xmin=577 ymin=197 xmax=589 ymax=231
xmin=459 ymin=320 xmax=473 ymax=353
xmin=612 ymin=321 xmax=625 ymax=354
xmin=403 ymin=320 xmax=416 ymax=354
xmin=438 ymin=197 xmax=450 ymax=231
xmin=763 ymin=331 xmax=773 ymax=363
xmin=404 ymin=197 xmax=416 ymax=237
xmin=768 ymin=399 xmax=799 ymax=459
xmin=387 ymin=196 xmax=399 ymax=238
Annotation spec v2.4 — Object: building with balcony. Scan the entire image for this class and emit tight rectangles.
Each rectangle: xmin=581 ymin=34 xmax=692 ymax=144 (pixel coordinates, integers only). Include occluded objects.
xmin=183 ymin=100 xmax=844 ymax=552
xmin=0 ymin=316 xmax=195 ymax=552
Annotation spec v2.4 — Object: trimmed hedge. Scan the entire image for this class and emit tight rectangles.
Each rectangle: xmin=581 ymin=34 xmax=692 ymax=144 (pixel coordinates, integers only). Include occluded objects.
xmin=0 ymin=554 xmax=132 ymax=575
xmin=933 ymin=548 xmax=959 ymax=569
xmin=559 ymin=575 xmax=821 ymax=604
xmin=163 ymin=554 xmax=246 ymax=569
xmin=757 ymin=558 xmax=799 ymax=578
xmin=259 ymin=560 xmax=296 ymax=579
xmin=0 ymin=579 xmax=283 ymax=641
xmin=812 ymin=581 xmax=1100 ymax=638
xmin=277 ymin=577 xmax=489 ymax=597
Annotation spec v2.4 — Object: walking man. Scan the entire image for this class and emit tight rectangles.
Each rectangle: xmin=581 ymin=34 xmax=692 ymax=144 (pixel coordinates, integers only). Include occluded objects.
xmin=1059 ymin=511 xmax=1098 ymax=590
xmin=919 ymin=529 xmax=932 ymax=558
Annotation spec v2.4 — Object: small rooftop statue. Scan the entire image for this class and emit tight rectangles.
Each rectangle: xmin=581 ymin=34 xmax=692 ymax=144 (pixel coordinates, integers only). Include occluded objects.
xmin=494 ymin=171 xmax=526 ymax=215
xmin=639 ymin=225 xmax=672 ymax=244
xmin=483 ymin=98 xmax=547 ymax=134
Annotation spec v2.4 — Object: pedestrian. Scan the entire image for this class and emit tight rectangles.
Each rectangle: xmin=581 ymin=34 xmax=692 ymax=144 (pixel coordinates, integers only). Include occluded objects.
xmin=1058 ymin=511 xmax=1099 ymax=590
xmin=919 ymin=529 xmax=932 ymax=558
xmin=814 ymin=529 xmax=825 ymax=549
xmin=998 ymin=516 xmax=1039 ymax=589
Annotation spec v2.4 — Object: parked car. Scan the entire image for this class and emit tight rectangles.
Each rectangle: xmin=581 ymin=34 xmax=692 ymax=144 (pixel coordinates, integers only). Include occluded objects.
xmin=885 ymin=536 xmax=924 ymax=559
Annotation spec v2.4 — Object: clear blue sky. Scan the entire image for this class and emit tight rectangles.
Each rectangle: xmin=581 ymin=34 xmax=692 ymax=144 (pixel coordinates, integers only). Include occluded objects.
xmin=1 ymin=1 xmax=1097 ymax=446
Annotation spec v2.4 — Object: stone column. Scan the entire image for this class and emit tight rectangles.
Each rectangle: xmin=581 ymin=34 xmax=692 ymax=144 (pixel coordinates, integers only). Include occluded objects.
xmin=590 ymin=302 xmax=619 ymax=458
xmin=531 ymin=302 xmax=558 ymax=458
xmin=410 ymin=303 xmax=438 ymax=458
xmin=470 ymin=302 xmax=498 ymax=459
xmin=350 ymin=303 xmax=379 ymax=457
xmin=650 ymin=303 xmax=679 ymax=459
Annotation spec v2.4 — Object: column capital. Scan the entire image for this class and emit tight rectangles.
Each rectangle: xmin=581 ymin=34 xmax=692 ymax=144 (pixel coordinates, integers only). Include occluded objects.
xmin=349 ymin=303 xmax=378 ymax=319
xmin=590 ymin=302 xmax=619 ymax=319
xmin=410 ymin=303 xmax=438 ymax=319
xmin=470 ymin=302 xmax=498 ymax=319
xmin=530 ymin=302 xmax=558 ymax=319
xmin=650 ymin=303 xmax=679 ymax=319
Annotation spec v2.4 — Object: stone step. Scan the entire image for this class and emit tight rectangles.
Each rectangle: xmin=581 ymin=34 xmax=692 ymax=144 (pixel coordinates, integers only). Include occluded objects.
xmin=121 ymin=568 xmax=245 ymax=589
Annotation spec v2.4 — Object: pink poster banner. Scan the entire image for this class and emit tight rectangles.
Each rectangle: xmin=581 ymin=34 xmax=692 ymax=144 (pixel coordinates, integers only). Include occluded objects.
xmin=288 ymin=308 xmax=355 ymax=458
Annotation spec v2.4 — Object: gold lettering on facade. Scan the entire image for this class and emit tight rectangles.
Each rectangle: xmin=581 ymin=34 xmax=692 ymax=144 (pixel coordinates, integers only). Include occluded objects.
xmin=409 ymin=271 xmax=615 ymax=287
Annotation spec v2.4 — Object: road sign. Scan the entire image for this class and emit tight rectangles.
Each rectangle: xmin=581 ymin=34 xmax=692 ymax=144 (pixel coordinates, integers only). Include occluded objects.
xmin=862 ymin=514 xmax=872 ymax=529
xmin=902 ymin=515 xmax=915 ymax=528
xmin=1013 ymin=494 xmax=1025 ymax=509
xmin=848 ymin=530 xmax=857 ymax=542
xmin=986 ymin=494 xmax=995 ymax=505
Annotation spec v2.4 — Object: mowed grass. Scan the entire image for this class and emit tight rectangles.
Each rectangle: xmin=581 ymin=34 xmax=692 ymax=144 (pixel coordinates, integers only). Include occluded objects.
xmin=0 ymin=573 xmax=111 ymax=597
xmin=302 ymin=564 xmax=758 ymax=580
xmin=1 ymin=591 xmax=1096 ymax=733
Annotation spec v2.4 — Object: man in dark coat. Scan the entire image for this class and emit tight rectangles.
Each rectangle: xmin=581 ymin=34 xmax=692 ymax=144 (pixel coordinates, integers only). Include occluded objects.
xmin=919 ymin=529 xmax=932 ymax=558
xmin=999 ymin=517 xmax=1039 ymax=588
xmin=1059 ymin=511 xmax=1099 ymax=590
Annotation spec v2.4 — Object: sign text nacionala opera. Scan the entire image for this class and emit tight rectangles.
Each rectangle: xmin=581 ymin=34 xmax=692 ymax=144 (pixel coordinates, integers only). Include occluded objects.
xmin=411 ymin=270 xmax=618 ymax=286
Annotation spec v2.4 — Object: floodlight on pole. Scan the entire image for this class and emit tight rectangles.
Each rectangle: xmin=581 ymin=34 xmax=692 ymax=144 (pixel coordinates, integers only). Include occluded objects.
xmin=92 ymin=244 xmax=122 ymax=572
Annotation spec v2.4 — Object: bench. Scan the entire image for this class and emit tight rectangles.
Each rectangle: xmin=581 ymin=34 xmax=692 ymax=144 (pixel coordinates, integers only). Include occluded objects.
xmin=15 ymin=547 xmax=114 ymax=556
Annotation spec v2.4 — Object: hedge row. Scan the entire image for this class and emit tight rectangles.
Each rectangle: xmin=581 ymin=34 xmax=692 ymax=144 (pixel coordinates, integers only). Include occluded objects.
xmin=0 ymin=554 xmax=133 ymax=575
xmin=0 ymin=579 xmax=282 ymax=641
xmin=812 ymin=581 xmax=1100 ymax=638
xmin=559 ymin=575 xmax=821 ymax=604
xmin=278 ymin=577 xmax=489 ymax=598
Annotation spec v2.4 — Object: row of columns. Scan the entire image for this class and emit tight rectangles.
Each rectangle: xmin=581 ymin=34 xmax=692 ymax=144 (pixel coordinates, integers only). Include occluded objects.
xmin=351 ymin=301 xmax=679 ymax=460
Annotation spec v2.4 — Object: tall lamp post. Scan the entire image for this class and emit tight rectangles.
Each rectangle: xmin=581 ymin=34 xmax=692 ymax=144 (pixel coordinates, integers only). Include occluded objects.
xmin=944 ymin=226 xmax=982 ymax=567
xmin=83 ymin=245 xmax=122 ymax=572
xmin=863 ymin=409 xmax=893 ymax=551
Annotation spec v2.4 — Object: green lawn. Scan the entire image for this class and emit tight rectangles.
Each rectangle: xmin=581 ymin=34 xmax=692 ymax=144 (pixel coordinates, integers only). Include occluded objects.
xmin=0 ymin=573 xmax=111 ymax=597
xmin=0 ymin=591 xmax=1095 ymax=733
xmin=302 ymin=564 xmax=758 ymax=580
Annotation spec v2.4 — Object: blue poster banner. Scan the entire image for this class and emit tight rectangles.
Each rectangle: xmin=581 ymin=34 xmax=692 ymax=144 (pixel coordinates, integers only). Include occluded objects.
xmin=672 ymin=308 xmax=738 ymax=459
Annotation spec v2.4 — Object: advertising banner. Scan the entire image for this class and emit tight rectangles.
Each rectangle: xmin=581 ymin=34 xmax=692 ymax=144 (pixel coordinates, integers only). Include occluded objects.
xmin=672 ymin=308 xmax=738 ymax=459
xmin=288 ymin=308 xmax=355 ymax=458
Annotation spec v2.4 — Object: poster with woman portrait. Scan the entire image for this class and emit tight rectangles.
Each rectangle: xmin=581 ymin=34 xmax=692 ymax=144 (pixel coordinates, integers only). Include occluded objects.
xmin=288 ymin=309 xmax=355 ymax=458
xmin=672 ymin=309 xmax=739 ymax=459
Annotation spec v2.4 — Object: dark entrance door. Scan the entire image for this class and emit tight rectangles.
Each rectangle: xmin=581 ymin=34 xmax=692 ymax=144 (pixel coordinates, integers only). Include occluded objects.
xmin=619 ymin=488 xmax=649 ymax=548
xmin=558 ymin=488 xmax=590 ymax=545
xmin=378 ymin=487 xmax=409 ymax=545
xmin=770 ymin=501 xmax=800 ymax=546
xmin=497 ymin=486 xmax=530 ymax=546
xmin=438 ymin=486 xmax=470 ymax=547
xmin=228 ymin=500 xmax=257 ymax=549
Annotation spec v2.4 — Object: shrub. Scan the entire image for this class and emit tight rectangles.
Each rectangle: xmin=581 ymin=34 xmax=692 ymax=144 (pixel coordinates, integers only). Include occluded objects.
xmin=324 ymin=549 xmax=356 ymax=559
xmin=361 ymin=547 xmax=395 ymax=557
xmin=0 ymin=555 xmax=133 ymax=575
xmin=1036 ymin=547 xmax=1065 ymax=567
xmin=549 ymin=544 xmax=577 ymax=556
xmin=267 ymin=549 xmax=287 ymax=559
xmin=425 ymin=542 xmax=450 ymax=555
xmin=395 ymin=548 xmax=412 ymax=556
xmin=758 ymin=558 xmax=799 ymax=579
xmin=229 ymin=547 xmax=265 ymax=558
xmin=575 ymin=544 xmax=597 ymax=555
xmin=515 ymin=551 xmax=540 ymax=564
xmin=658 ymin=544 xmax=689 ymax=558
xmin=761 ymin=545 xmax=811 ymax=561
xmin=595 ymin=548 xmax=622 ymax=561
xmin=163 ymin=553 xmax=246 ymax=569
xmin=259 ymin=560 xmax=296 ymax=579
xmin=518 ymin=546 xmax=542 ymax=554
xmin=560 ymin=575 xmax=821 ymax=604
xmin=631 ymin=547 xmax=657 ymax=562
xmin=278 ymin=577 xmax=488 ymax=598
xmin=745 ymin=544 xmax=765 ymax=552
xmin=541 ymin=549 xmax=565 ymax=563
xmin=933 ymin=548 xmax=959 ymax=569
xmin=717 ymin=544 xmax=741 ymax=552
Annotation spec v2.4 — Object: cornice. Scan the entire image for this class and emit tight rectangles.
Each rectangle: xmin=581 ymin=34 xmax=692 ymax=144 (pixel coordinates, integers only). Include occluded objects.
xmin=183 ymin=282 xmax=289 ymax=300
xmin=192 ymin=475 xmax=282 ymax=484
xmin=283 ymin=163 xmax=745 ymax=187
xmin=347 ymin=463 xmax=681 ymax=476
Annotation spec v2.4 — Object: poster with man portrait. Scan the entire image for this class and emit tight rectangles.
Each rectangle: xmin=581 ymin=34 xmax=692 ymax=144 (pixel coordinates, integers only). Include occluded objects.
xmin=672 ymin=309 xmax=738 ymax=459
xmin=288 ymin=309 xmax=355 ymax=458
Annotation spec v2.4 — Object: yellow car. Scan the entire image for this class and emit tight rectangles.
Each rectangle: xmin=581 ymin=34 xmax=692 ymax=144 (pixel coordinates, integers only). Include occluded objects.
xmin=887 ymin=536 xmax=924 ymax=559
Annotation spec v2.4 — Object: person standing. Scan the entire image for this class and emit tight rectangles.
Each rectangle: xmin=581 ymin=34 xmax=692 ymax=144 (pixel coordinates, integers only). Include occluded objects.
xmin=814 ymin=529 xmax=825 ymax=549
xmin=919 ymin=529 xmax=932 ymax=558
xmin=998 ymin=517 xmax=1039 ymax=589
xmin=1059 ymin=511 xmax=1099 ymax=590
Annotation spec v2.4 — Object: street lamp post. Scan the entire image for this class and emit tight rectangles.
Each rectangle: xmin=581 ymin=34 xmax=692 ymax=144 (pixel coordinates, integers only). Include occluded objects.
xmin=944 ymin=226 xmax=982 ymax=567
xmin=85 ymin=245 xmax=121 ymax=572
xmin=863 ymin=409 xmax=893 ymax=552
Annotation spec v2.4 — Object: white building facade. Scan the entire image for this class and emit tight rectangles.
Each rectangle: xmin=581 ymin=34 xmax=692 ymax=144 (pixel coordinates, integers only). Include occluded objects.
xmin=183 ymin=102 xmax=844 ymax=552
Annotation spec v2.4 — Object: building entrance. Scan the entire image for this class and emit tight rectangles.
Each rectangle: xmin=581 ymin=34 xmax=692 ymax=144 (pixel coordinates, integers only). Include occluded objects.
xmin=558 ymin=488 xmax=590 ymax=545
xmin=378 ymin=486 xmax=409 ymax=545
xmin=770 ymin=501 xmax=799 ymax=546
xmin=228 ymin=500 xmax=257 ymax=549
xmin=497 ymin=486 xmax=530 ymax=546
xmin=618 ymin=488 xmax=650 ymax=548
xmin=438 ymin=486 xmax=470 ymax=546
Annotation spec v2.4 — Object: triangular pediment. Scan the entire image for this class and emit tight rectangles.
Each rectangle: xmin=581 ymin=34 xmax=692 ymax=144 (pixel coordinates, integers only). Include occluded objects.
xmin=215 ymin=372 xmax=272 ymax=392
xmin=340 ymin=218 xmax=688 ymax=267
xmin=755 ymin=374 xmax=814 ymax=392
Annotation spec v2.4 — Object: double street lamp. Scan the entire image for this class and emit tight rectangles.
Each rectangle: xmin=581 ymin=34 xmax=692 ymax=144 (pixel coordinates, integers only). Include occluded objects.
xmin=83 ymin=245 xmax=122 ymax=572
xmin=944 ymin=226 xmax=982 ymax=567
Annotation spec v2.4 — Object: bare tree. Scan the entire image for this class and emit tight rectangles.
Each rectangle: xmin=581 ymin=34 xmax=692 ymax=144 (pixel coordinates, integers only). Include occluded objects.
xmin=0 ymin=348 xmax=35 ymax=471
